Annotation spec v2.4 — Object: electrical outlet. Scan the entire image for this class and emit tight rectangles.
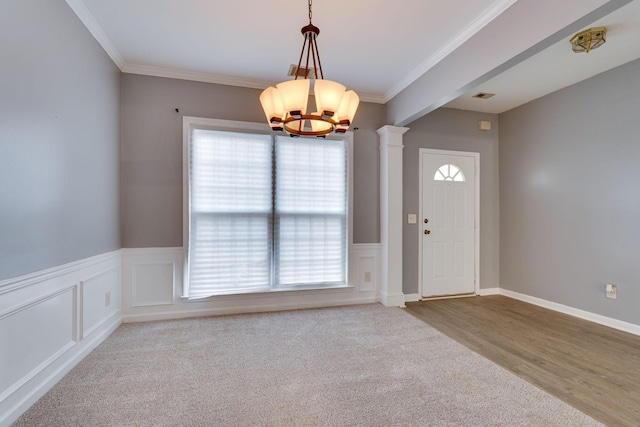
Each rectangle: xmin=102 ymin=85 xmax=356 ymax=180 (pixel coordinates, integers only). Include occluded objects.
xmin=105 ymin=291 xmax=111 ymax=307
xmin=605 ymin=284 xmax=617 ymax=299
xmin=364 ymin=272 xmax=372 ymax=282
xmin=407 ymin=214 xmax=417 ymax=224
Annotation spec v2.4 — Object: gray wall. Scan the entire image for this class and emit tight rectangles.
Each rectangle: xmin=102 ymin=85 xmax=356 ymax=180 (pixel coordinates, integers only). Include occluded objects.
xmin=403 ymin=108 xmax=500 ymax=294
xmin=120 ymin=74 xmax=385 ymax=247
xmin=0 ymin=0 xmax=120 ymax=280
xmin=500 ymin=58 xmax=640 ymax=325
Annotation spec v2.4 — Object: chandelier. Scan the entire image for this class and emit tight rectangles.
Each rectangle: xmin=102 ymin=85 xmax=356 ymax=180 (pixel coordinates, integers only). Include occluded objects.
xmin=570 ymin=27 xmax=607 ymax=53
xmin=259 ymin=0 xmax=359 ymax=137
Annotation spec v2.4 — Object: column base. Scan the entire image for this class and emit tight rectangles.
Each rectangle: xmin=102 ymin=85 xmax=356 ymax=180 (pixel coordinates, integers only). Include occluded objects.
xmin=380 ymin=292 xmax=406 ymax=307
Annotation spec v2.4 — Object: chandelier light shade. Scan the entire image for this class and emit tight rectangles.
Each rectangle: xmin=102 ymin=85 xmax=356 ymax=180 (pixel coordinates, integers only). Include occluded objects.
xmin=570 ymin=27 xmax=607 ymax=53
xmin=314 ymin=79 xmax=346 ymax=118
xmin=259 ymin=87 xmax=284 ymax=124
xmin=277 ymin=79 xmax=310 ymax=117
xmin=259 ymin=0 xmax=359 ymax=137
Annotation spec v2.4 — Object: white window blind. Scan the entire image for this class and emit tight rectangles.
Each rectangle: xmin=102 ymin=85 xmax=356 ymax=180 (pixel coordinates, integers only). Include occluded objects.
xmin=186 ymin=127 xmax=348 ymax=298
xmin=188 ymin=130 xmax=273 ymax=298
xmin=275 ymin=137 xmax=347 ymax=287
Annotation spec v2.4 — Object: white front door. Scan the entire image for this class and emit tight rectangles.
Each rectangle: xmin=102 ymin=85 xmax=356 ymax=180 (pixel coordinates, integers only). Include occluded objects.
xmin=421 ymin=150 xmax=476 ymax=298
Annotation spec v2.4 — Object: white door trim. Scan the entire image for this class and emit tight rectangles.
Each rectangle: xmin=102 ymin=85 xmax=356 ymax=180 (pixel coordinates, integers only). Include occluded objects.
xmin=418 ymin=148 xmax=480 ymax=298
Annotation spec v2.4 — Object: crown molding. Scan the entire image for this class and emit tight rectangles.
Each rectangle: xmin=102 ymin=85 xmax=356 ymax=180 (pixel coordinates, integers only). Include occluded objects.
xmin=121 ymin=63 xmax=275 ymax=90
xmin=65 ymin=0 xmax=125 ymax=69
xmin=66 ymin=0 xmax=386 ymax=104
xmin=384 ymin=0 xmax=518 ymax=102
xmin=355 ymin=93 xmax=386 ymax=104
xmin=121 ymin=63 xmax=386 ymax=104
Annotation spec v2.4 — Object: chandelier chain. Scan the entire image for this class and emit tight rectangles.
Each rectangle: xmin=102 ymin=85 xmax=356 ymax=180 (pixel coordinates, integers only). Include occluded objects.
xmin=308 ymin=0 xmax=312 ymax=24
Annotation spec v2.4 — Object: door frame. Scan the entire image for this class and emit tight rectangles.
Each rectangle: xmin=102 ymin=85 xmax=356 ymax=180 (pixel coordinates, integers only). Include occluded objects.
xmin=418 ymin=148 xmax=480 ymax=298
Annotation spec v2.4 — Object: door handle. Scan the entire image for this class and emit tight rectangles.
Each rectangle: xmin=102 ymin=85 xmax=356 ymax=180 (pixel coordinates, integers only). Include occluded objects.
xmin=424 ymin=218 xmax=429 ymax=223
xmin=424 ymin=230 xmax=431 ymax=235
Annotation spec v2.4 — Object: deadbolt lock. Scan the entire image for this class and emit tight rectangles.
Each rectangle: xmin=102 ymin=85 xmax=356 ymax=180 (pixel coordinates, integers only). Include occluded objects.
xmin=424 ymin=218 xmax=429 ymax=224
xmin=424 ymin=230 xmax=431 ymax=235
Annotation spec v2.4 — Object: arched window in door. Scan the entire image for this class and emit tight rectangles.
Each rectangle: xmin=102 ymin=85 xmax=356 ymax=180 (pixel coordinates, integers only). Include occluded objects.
xmin=434 ymin=164 xmax=465 ymax=182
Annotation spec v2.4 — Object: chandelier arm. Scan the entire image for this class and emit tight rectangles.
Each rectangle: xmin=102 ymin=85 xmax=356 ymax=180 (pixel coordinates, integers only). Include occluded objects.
xmin=295 ymin=37 xmax=307 ymax=80
xmin=304 ymin=34 xmax=312 ymax=79
xmin=309 ymin=34 xmax=319 ymax=80
xmin=312 ymin=35 xmax=324 ymax=80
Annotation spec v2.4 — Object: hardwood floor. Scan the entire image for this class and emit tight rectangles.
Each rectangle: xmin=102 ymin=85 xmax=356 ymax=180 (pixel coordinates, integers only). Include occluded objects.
xmin=405 ymin=296 xmax=640 ymax=427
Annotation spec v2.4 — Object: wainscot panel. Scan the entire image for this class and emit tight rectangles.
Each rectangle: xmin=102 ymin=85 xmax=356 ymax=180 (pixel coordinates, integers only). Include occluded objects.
xmin=121 ymin=245 xmax=381 ymax=322
xmin=0 ymin=251 xmax=121 ymax=427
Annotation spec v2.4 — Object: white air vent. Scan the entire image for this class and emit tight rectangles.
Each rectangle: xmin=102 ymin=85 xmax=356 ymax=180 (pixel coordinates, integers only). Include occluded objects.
xmin=472 ymin=92 xmax=495 ymax=99
xmin=287 ymin=64 xmax=316 ymax=79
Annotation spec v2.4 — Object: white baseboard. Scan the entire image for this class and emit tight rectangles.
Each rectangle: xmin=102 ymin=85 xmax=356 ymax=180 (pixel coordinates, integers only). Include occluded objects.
xmin=401 ymin=286 xmax=639 ymax=337
xmin=0 ymin=251 xmax=122 ymax=427
xmin=499 ymin=288 xmax=640 ymax=337
xmin=478 ymin=287 xmax=500 ymax=296
xmin=123 ymin=296 xmax=378 ymax=323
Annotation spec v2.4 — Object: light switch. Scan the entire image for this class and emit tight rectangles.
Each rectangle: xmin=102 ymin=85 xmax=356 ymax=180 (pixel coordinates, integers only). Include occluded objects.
xmin=407 ymin=214 xmax=417 ymax=224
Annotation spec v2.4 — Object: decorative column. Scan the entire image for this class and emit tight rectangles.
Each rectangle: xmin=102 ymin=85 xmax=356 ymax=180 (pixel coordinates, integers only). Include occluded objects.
xmin=377 ymin=125 xmax=409 ymax=307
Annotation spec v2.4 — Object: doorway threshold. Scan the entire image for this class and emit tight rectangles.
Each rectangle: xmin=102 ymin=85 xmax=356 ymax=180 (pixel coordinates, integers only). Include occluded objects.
xmin=421 ymin=293 xmax=475 ymax=301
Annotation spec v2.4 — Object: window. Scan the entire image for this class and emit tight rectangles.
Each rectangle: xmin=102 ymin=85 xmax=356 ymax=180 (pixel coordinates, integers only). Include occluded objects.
xmin=184 ymin=118 xmax=351 ymax=299
xmin=434 ymin=164 xmax=465 ymax=182
xmin=275 ymin=138 xmax=347 ymax=287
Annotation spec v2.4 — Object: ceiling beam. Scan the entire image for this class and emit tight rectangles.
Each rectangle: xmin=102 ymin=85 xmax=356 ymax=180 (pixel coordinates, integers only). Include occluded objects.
xmin=386 ymin=0 xmax=633 ymax=126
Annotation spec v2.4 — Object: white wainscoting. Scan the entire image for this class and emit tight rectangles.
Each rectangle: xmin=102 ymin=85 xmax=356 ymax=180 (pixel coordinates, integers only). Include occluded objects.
xmin=0 ymin=251 xmax=121 ymax=427
xmin=351 ymin=243 xmax=381 ymax=295
xmin=121 ymin=244 xmax=381 ymax=322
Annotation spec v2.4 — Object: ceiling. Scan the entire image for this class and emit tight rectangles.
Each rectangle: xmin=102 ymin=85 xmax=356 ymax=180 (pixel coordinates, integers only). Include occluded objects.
xmin=446 ymin=0 xmax=640 ymax=113
xmin=66 ymin=0 xmax=639 ymax=114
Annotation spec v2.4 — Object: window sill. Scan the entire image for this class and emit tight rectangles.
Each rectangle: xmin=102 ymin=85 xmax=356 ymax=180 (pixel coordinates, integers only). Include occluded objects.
xmin=181 ymin=284 xmax=355 ymax=302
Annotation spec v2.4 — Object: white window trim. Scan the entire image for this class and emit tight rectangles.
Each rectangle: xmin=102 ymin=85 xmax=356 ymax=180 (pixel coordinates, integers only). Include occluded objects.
xmin=181 ymin=116 xmax=354 ymax=299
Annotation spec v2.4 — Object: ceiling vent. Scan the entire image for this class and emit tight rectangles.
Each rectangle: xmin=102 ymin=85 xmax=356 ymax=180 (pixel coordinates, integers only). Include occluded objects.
xmin=287 ymin=64 xmax=316 ymax=79
xmin=472 ymin=92 xmax=495 ymax=99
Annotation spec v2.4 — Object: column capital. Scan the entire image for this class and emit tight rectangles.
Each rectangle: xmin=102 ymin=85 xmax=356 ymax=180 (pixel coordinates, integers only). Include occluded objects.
xmin=377 ymin=125 xmax=410 ymax=138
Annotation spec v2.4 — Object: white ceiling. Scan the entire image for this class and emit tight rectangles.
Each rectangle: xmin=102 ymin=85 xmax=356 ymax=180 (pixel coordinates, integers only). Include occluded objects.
xmin=66 ymin=0 xmax=639 ymax=113
xmin=66 ymin=0 xmax=517 ymax=103
xmin=446 ymin=0 xmax=640 ymax=113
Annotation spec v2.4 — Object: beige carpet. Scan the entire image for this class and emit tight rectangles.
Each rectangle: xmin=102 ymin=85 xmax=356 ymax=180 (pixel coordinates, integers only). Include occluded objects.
xmin=15 ymin=305 xmax=601 ymax=426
